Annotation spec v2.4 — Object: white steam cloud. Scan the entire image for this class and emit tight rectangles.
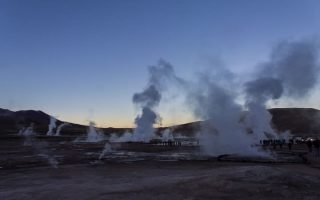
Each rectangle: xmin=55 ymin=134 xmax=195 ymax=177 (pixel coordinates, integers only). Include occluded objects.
xmin=46 ymin=116 xmax=57 ymax=136
xmin=18 ymin=124 xmax=58 ymax=168
xmin=113 ymin=60 xmax=183 ymax=142
xmin=85 ymin=121 xmax=104 ymax=142
xmin=110 ymin=38 xmax=319 ymax=157
xmin=191 ymin=39 xmax=319 ymax=156
xmin=56 ymin=123 xmax=69 ymax=136
xmin=244 ymin=39 xmax=319 ymax=141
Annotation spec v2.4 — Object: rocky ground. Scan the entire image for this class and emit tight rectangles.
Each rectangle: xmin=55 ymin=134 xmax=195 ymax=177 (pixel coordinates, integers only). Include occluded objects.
xmin=1 ymin=161 xmax=320 ymax=200
xmin=1 ymin=137 xmax=320 ymax=200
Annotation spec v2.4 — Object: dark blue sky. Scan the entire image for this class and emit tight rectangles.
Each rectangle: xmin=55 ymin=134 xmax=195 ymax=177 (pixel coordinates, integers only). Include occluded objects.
xmin=1 ymin=0 xmax=320 ymax=127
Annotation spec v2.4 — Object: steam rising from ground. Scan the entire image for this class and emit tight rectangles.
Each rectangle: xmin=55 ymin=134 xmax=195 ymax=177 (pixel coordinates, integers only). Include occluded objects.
xmin=73 ymin=121 xmax=104 ymax=142
xmin=85 ymin=121 xmax=104 ymax=142
xmin=18 ymin=124 xmax=36 ymax=146
xmin=188 ymin=74 xmax=263 ymax=155
xmin=161 ymin=128 xmax=174 ymax=141
xmin=18 ymin=124 xmax=58 ymax=168
xmin=111 ymin=38 xmax=319 ymax=156
xmin=244 ymin=39 xmax=319 ymax=142
xmin=99 ymin=143 xmax=112 ymax=159
xmin=190 ymin=39 xmax=319 ymax=156
xmin=113 ymin=60 xmax=183 ymax=142
xmin=56 ymin=123 xmax=69 ymax=136
xmin=46 ymin=116 xmax=69 ymax=136
xmin=46 ymin=116 xmax=57 ymax=136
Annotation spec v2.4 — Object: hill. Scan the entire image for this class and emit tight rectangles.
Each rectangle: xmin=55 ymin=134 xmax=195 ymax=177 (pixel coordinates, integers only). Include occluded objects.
xmin=269 ymin=108 xmax=320 ymax=136
xmin=1 ymin=108 xmax=320 ymax=137
xmin=0 ymin=108 xmax=128 ymax=136
xmin=167 ymin=108 xmax=320 ymax=137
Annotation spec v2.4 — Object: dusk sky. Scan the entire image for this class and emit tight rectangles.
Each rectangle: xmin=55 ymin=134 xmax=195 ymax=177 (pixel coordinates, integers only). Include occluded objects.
xmin=1 ymin=0 xmax=320 ymax=127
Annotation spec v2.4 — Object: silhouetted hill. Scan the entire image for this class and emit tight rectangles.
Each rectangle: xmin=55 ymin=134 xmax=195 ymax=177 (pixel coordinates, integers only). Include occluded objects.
xmin=168 ymin=121 xmax=201 ymax=136
xmin=170 ymin=108 xmax=320 ymax=137
xmin=0 ymin=108 xmax=129 ymax=136
xmin=0 ymin=109 xmax=58 ymax=134
xmin=1 ymin=107 xmax=320 ymax=137
xmin=269 ymin=108 xmax=320 ymax=135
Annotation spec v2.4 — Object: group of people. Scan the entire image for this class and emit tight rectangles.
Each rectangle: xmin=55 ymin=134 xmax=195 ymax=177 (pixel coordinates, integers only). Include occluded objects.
xmin=152 ymin=140 xmax=182 ymax=147
xmin=260 ymin=139 xmax=293 ymax=150
xmin=306 ymin=139 xmax=320 ymax=156
xmin=260 ymin=138 xmax=320 ymax=157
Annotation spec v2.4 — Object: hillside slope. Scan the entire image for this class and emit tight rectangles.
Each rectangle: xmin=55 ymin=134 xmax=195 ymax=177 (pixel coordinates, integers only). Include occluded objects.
xmin=1 ymin=108 xmax=320 ymax=136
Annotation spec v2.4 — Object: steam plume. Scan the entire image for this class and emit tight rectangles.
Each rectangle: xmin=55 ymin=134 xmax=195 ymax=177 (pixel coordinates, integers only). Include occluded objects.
xmin=46 ymin=116 xmax=57 ymax=136
xmin=188 ymin=38 xmax=319 ymax=155
xmin=99 ymin=143 xmax=112 ymax=159
xmin=18 ymin=124 xmax=58 ymax=168
xmin=18 ymin=124 xmax=36 ymax=146
xmin=85 ymin=121 xmax=104 ymax=142
xmin=244 ymin=39 xmax=319 ymax=140
xmin=56 ymin=123 xmax=69 ymax=136
xmin=131 ymin=60 xmax=179 ymax=142
xmin=113 ymin=60 xmax=182 ymax=142
xmin=111 ymin=39 xmax=319 ymax=157
xmin=188 ymin=74 xmax=261 ymax=155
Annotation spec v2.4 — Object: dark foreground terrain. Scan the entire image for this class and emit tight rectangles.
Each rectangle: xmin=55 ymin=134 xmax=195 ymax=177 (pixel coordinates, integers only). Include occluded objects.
xmin=2 ymin=107 xmax=320 ymax=137
xmin=1 ymin=136 xmax=320 ymax=200
xmin=1 ymin=161 xmax=320 ymax=200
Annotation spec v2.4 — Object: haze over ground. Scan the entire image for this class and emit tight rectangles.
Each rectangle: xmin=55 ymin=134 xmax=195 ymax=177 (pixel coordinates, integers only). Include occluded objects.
xmin=1 ymin=0 xmax=320 ymax=127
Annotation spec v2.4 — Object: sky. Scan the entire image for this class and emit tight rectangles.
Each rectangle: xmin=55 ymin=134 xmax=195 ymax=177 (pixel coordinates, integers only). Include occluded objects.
xmin=1 ymin=0 xmax=320 ymax=127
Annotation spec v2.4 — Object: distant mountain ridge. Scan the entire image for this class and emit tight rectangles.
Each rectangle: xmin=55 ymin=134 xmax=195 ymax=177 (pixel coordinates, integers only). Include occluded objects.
xmin=0 ymin=108 xmax=52 ymax=124
xmin=0 ymin=108 xmax=130 ymax=136
xmin=269 ymin=108 xmax=320 ymax=135
xmin=0 ymin=108 xmax=60 ymax=134
xmin=1 ymin=108 xmax=320 ymax=136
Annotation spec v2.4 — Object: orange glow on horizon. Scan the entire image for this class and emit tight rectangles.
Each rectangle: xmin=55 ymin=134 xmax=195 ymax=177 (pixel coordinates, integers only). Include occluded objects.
xmin=56 ymin=115 xmax=196 ymax=128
